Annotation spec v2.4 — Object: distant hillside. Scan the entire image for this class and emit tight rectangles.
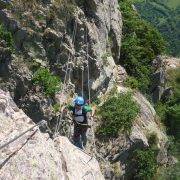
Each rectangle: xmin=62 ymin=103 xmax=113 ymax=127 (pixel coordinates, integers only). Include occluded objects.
xmin=135 ymin=0 xmax=180 ymax=57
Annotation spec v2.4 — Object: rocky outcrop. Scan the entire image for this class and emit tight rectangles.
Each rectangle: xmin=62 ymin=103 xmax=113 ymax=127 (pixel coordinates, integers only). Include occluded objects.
xmin=151 ymin=56 xmax=180 ymax=103
xmin=0 ymin=0 xmax=122 ymax=123
xmin=163 ymin=56 xmax=180 ymax=69
xmin=0 ymin=89 xmax=104 ymax=179
xmin=0 ymin=1 xmax=172 ymax=179
xmin=93 ymin=87 xmax=168 ymax=179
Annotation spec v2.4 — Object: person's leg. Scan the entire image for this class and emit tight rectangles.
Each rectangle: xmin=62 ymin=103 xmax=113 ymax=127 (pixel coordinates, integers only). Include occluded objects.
xmin=81 ymin=127 xmax=88 ymax=149
xmin=73 ymin=124 xmax=83 ymax=149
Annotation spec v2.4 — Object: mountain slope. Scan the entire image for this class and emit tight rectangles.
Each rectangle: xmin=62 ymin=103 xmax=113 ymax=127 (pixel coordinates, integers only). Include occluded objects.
xmin=135 ymin=0 xmax=180 ymax=57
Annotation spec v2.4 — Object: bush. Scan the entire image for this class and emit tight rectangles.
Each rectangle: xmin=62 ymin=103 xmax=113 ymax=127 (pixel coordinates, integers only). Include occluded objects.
xmin=133 ymin=148 xmax=158 ymax=179
xmin=135 ymin=1 xmax=180 ymax=57
xmin=119 ymin=0 xmax=166 ymax=93
xmin=148 ymin=133 xmax=158 ymax=148
xmin=53 ymin=103 xmax=61 ymax=113
xmin=32 ymin=68 xmax=61 ymax=97
xmin=124 ymin=76 xmax=139 ymax=89
xmin=0 ymin=24 xmax=14 ymax=50
xmin=96 ymin=93 xmax=140 ymax=138
xmin=166 ymin=104 xmax=180 ymax=139
xmin=155 ymin=102 xmax=168 ymax=122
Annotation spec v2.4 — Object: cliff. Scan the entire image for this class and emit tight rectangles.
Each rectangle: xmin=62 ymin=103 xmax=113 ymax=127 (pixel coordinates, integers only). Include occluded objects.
xmin=0 ymin=0 xmax=176 ymax=179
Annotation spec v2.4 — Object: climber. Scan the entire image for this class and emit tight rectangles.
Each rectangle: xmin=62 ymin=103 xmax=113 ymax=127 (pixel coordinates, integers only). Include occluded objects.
xmin=64 ymin=96 xmax=92 ymax=149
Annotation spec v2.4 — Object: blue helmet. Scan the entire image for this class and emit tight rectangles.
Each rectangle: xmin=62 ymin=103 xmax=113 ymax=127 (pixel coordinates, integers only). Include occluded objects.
xmin=74 ymin=96 xmax=84 ymax=106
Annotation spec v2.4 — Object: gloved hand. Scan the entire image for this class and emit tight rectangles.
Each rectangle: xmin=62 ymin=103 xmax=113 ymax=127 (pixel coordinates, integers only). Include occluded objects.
xmin=86 ymin=99 xmax=90 ymax=104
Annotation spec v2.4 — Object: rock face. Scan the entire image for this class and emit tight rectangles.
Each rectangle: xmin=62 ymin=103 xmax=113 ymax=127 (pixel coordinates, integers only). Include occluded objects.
xmin=93 ymin=87 xmax=168 ymax=179
xmin=0 ymin=0 xmax=122 ymax=124
xmin=0 ymin=0 xmax=172 ymax=179
xmin=0 ymin=90 xmax=104 ymax=179
xmin=151 ymin=56 xmax=180 ymax=103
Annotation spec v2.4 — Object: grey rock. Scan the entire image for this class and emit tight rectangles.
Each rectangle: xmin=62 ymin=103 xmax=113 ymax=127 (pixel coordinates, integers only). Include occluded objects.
xmin=14 ymin=28 xmax=29 ymax=49
xmin=157 ymin=148 xmax=169 ymax=165
xmin=152 ymin=86 xmax=164 ymax=103
xmin=152 ymin=55 xmax=164 ymax=70
xmin=161 ymin=87 xmax=173 ymax=102
xmin=0 ymin=46 xmax=12 ymax=77
xmin=0 ymin=90 xmax=104 ymax=179
xmin=152 ymin=70 xmax=165 ymax=90
xmin=167 ymin=155 xmax=178 ymax=166
xmin=0 ymin=10 xmax=20 ymax=33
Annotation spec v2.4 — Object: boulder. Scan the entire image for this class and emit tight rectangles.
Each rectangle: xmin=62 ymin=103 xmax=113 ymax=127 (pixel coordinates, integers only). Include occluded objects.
xmin=0 ymin=45 xmax=12 ymax=77
xmin=0 ymin=89 xmax=104 ymax=179
xmin=0 ymin=9 xmax=20 ymax=33
xmin=161 ymin=87 xmax=173 ymax=102
xmin=14 ymin=28 xmax=29 ymax=49
xmin=152 ymin=86 xmax=164 ymax=104
xmin=151 ymin=70 xmax=165 ymax=91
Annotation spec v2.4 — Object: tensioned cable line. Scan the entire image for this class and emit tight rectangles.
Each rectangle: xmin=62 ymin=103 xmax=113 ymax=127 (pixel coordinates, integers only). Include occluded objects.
xmin=84 ymin=26 xmax=107 ymax=163
xmin=0 ymin=120 xmax=46 ymax=150
xmin=54 ymin=20 xmax=78 ymax=137
xmin=86 ymin=28 xmax=91 ymax=102
xmin=84 ymin=26 xmax=97 ymax=157
xmin=81 ymin=65 xmax=84 ymax=97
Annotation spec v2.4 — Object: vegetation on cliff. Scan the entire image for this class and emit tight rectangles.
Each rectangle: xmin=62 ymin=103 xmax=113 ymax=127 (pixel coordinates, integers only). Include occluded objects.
xmin=0 ymin=23 xmax=14 ymax=50
xmin=32 ymin=67 xmax=61 ymax=97
xmin=155 ymin=68 xmax=180 ymax=179
xmin=97 ymin=92 xmax=140 ymax=138
xmin=135 ymin=0 xmax=180 ymax=57
xmin=133 ymin=148 xmax=158 ymax=179
xmin=156 ymin=68 xmax=180 ymax=140
xmin=119 ymin=0 xmax=166 ymax=93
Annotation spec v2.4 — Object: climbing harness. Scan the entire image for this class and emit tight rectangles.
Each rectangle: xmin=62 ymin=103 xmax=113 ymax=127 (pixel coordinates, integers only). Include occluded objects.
xmin=0 ymin=120 xmax=46 ymax=150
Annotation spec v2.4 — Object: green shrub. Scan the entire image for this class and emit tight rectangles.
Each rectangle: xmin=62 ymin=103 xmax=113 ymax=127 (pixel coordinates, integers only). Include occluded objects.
xmin=96 ymin=93 xmax=140 ymax=138
xmin=53 ymin=103 xmax=61 ymax=113
xmin=148 ymin=133 xmax=158 ymax=148
xmin=135 ymin=0 xmax=180 ymax=57
xmin=32 ymin=68 xmax=61 ymax=97
xmin=166 ymin=104 xmax=180 ymax=139
xmin=155 ymin=102 xmax=168 ymax=122
xmin=119 ymin=0 xmax=166 ymax=93
xmin=133 ymin=148 xmax=158 ymax=179
xmin=124 ymin=76 xmax=139 ymax=89
xmin=0 ymin=24 xmax=14 ymax=50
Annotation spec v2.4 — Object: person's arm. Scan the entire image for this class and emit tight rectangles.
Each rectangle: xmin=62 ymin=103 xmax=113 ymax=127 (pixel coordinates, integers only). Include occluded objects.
xmin=83 ymin=105 xmax=92 ymax=113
